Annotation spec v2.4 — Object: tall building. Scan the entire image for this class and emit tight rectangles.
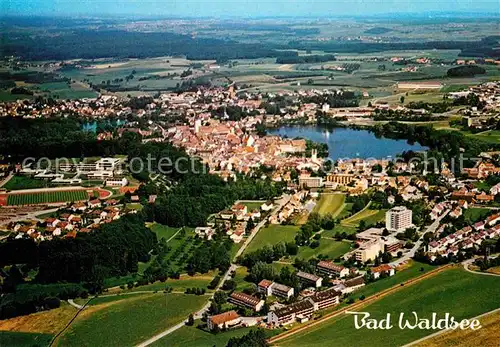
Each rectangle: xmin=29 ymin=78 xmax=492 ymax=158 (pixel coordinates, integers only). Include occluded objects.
xmin=386 ymin=206 xmax=413 ymax=232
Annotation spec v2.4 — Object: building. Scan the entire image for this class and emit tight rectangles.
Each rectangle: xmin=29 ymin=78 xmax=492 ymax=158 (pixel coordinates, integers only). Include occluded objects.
xmin=325 ymin=174 xmax=355 ymax=185
xmin=228 ymin=292 xmax=264 ymax=312
xmin=257 ymin=279 xmax=274 ymax=296
xmin=397 ymin=81 xmax=442 ymax=90
xmin=355 ymin=239 xmax=384 ymax=262
xmin=296 ymin=271 xmax=322 ymax=288
xmin=386 ymin=206 xmax=413 ymax=232
xmin=267 ymin=299 xmax=315 ymax=326
xmin=207 ymin=311 xmax=241 ymax=331
xmin=316 ymin=261 xmax=349 ymax=278
xmin=299 ymin=175 xmax=323 ymax=189
xmin=371 ymin=264 xmax=395 ymax=279
xmin=270 ymin=282 xmax=294 ymax=299
xmin=308 ymin=288 xmax=340 ymax=310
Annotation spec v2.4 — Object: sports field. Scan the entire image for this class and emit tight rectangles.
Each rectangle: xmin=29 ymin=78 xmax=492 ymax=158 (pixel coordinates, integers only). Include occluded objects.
xmin=6 ymin=189 xmax=89 ymax=206
xmin=312 ymin=194 xmax=345 ymax=216
xmin=276 ymin=268 xmax=500 ymax=347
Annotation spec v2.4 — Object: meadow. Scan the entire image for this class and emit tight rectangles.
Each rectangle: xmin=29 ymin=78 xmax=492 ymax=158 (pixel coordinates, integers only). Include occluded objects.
xmin=244 ymin=224 xmax=299 ymax=254
xmin=312 ymin=194 xmax=345 ymax=216
xmin=276 ymin=268 xmax=500 ymax=347
xmin=2 ymin=176 xmax=48 ymax=191
xmin=7 ymin=189 xmax=89 ymax=206
xmin=295 ymin=239 xmax=351 ymax=261
xmin=57 ymin=293 xmax=207 ymax=347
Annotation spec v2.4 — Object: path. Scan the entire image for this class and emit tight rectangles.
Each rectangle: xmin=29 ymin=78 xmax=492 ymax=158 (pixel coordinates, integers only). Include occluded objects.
xmin=0 ymin=173 xmax=13 ymax=188
xmin=166 ymin=228 xmax=183 ymax=243
xmin=67 ymin=299 xmax=84 ymax=310
xmin=462 ymin=258 xmax=500 ymax=277
xmin=135 ymin=194 xmax=292 ymax=347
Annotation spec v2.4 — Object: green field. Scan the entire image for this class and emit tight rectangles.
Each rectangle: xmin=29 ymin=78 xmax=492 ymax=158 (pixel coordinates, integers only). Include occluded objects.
xmin=2 ymin=176 xmax=48 ymax=190
xmin=295 ymin=239 xmax=351 ymax=261
xmin=0 ymin=331 xmax=53 ymax=347
xmin=341 ymin=204 xmax=386 ymax=228
xmin=464 ymin=207 xmax=491 ymax=223
xmin=468 ymin=130 xmax=500 ymax=144
xmin=149 ymin=223 xmax=182 ymax=241
xmin=244 ymin=225 xmax=299 ymax=254
xmin=128 ymin=272 xmax=218 ymax=293
xmin=313 ymin=194 xmax=345 ymax=216
xmin=277 ymin=268 xmax=500 ymax=347
xmin=154 ymin=321 xmax=282 ymax=347
xmin=241 ymin=201 xmax=265 ymax=211
xmin=7 ymin=189 xmax=89 ymax=205
xmin=58 ymin=293 xmax=206 ymax=347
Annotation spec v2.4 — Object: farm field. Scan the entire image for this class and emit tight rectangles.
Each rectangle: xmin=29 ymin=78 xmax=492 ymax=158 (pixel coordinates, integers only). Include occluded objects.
xmin=276 ymin=267 xmax=500 ymax=347
xmin=415 ymin=309 xmax=500 ymax=347
xmin=126 ymin=272 xmax=218 ymax=293
xmin=312 ymin=194 xmax=345 ymax=216
xmin=6 ymin=189 xmax=89 ymax=206
xmin=2 ymin=176 xmax=48 ymax=191
xmin=244 ymin=225 xmax=299 ymax=254
xmin=0 ymin=331 xmax=53 ymax=347
xmin=57 ymin=293 xmax=206 ymax=347
xmin=295 ymin=239 xmax=351 ymax=261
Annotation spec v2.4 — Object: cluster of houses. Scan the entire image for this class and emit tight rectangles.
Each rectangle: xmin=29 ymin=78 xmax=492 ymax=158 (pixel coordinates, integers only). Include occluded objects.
xmin=428 ymin=213 xmax=500 ymax=257
xmin=9 ymin=198 xmax=135 ymax=241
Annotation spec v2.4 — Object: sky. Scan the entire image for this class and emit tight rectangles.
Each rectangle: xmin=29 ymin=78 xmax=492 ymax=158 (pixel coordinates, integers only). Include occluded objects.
xmin=3 ymin=0 xmax=499 ymax=18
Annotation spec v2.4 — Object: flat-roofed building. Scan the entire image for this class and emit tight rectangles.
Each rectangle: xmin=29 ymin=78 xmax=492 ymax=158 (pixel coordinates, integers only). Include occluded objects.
xmin=308 ymin=288 xmax=340 ymax=310
xmin=386 ymin=206 xmax=413 ymax=232
xmin=257 ymin=279 xmax=274 ymax=296
xmin=326 ymin=174 xmax=355 ymax=185
xmin=270 ymin=282 xmax=294 ymax=299
xmin=355 ymin=239 xmax=384 ymax=262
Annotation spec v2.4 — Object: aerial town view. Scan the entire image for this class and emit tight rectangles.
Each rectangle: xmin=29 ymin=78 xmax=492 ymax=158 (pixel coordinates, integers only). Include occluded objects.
xmin=0 ymin=1 xmax=499 ymax=346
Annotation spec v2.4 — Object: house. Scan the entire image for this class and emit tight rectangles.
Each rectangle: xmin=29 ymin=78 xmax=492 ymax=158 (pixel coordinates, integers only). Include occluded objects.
xmin=267 ymin=299 xmax=315 ymax=326
xmin=220 ymin=210 xmax=235 ymax=220
xmin=371 ymin=264 xmax=395 ymax=279
xmin=228 ymin=292 xmax=264 ymax=312
xmin=261 ymin=201 xmax=274 ymax=211
xmin=88 ymin=199 xmax=102 ymax=208
xmin=316 ymin=261 xmax=349 ymax=278
xmin=296 ymin=271 xmax=322 ymax=288
xmin=207 ymin=311 xmax=241 ymax=331
xmin=194 ymin=227 xmax=215 ymax=240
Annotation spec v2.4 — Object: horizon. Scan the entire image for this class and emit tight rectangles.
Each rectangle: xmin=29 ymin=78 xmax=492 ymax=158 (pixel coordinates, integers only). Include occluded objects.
xmin=4 ymin=0 xmax=500 ymax=18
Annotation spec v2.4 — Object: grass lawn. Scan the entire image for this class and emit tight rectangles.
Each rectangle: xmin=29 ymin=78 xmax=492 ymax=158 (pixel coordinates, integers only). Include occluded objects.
xmin=464 ymin=207 xmax=491 ymax=223
xmin=152 ymin=322 xmax=282 ymax=347
xmin=295 ymin=239 xmax=351 ymax=261
xmin=241 ymin=201 xmax=265 ymax=211
xmin=337 ymin=202 xmax=353 ymax=219
xmin=244 ymin=225 xmax=299 ymax=254
xmin=149 ymin=223 xmax=182 ymax=241
xmin=468 ymin=130 xmax=500 ymax=144
xmin=57 ymin=293 xmax=207 ymax=347
xmin=278 ymin=267 xmax=500 ymax=347
xmin=0 ymin=331 xmax=53 ymax=347
xmin=322 ymin=224 xmax=357 ymax=238
xmin=473 ymin=181 xmax=491 ymax=192
xmin=313 ymin=194 xmax=345 ymax=216
xmin=2 ymin=176 xmax=48 ymax=190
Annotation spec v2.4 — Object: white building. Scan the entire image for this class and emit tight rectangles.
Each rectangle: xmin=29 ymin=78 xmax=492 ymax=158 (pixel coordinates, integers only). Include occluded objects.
xmin=386 ymin=206 xmax=413 ymax=232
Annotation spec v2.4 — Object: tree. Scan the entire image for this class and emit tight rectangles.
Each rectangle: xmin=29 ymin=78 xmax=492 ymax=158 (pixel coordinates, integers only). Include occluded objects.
xmin=186 ymin=313 xmax=194 ymax=326
xmin=400 ymin=96 xmax=405 ymax=104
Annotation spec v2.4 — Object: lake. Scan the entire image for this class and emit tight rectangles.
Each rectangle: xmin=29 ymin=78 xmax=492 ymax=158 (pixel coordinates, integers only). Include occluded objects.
xmin=268 ymin=126 xmax=427 ymax=159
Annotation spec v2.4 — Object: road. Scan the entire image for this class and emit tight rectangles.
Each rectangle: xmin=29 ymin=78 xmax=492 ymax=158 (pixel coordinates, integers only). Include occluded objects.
xmin=135 ymin=194 xmax=291 ymax=347
xmin=462 ymin=257 xmax=500 ymax=277
xmin=389 ymin=209 xmax=450 ymax=267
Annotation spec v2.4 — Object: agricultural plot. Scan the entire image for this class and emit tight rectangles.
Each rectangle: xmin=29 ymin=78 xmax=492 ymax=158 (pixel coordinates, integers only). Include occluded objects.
xmin=277 ymin=268 xmax=500 ymax=347
xmin=7 ymin=189 xmax=89 ymax=206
